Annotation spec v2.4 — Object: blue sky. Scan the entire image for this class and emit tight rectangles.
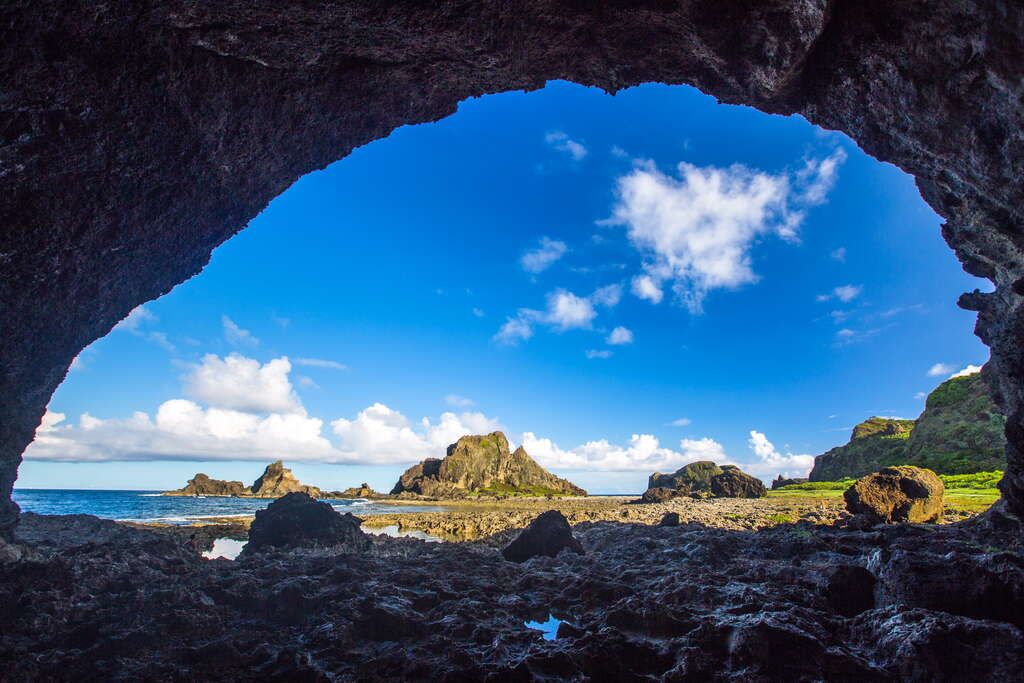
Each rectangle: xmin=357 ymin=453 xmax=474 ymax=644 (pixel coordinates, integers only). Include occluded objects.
xmin=19 ymin=82 xmax=989 ymax=493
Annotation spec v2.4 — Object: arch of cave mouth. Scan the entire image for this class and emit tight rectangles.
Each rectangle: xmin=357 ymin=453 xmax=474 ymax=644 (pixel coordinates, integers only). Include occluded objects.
xmin=1 ymin=2 xmax=1023 ymax=540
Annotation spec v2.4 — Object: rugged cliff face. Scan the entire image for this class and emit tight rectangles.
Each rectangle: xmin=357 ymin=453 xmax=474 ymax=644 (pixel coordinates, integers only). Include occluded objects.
xmin=391 ymin=432 xmax=586 ymax=497
xmin=3 ymin=2 xmax=1024 ymax=537
xmin=810 ymin=373 xmax=1006 ymax=481
xmin=163 ymin=461 xmax=320 ymax=498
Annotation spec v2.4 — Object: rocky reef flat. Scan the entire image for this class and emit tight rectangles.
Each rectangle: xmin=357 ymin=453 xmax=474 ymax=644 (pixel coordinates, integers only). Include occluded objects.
xmin=2 ymin=500 xmax=1023 ymax=680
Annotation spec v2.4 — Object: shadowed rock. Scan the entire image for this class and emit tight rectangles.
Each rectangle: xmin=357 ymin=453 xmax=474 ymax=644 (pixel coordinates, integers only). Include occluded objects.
xmin=844 ymin=466 xmax=944 ymax=524
xmin=657 ymin=512 xmax=680 ymax=527
xmin=241 ymin=492 xmax=368 ymax=556
xmin=711 ymin=466 xmax=768 ymax=499
xmin=502 ymin=510 xmax=584 ymax=563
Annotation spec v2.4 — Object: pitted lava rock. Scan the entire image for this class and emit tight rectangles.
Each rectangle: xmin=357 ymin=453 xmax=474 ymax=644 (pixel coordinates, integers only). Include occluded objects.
xmin=2 ymin=2 xmax=1024 ymax=541
xmin=845 ymin=466 xmax=945 ymax=524
xmin=1 ymin=509 xmax=1023 ymax=680
xmin=242 ymin=492 xmax=369 ymax=556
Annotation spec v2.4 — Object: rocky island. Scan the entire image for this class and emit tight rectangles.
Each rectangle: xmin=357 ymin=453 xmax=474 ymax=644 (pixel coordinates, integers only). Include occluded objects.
xmin=391 ymin=431 xmax=586 ymax=498
xmin=163 ymin=461 xmax=322 ymax=498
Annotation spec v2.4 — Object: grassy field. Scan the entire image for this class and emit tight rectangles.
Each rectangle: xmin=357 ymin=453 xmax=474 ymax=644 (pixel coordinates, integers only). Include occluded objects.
xmin=768 ymin=470 xmax=1003 ymax=515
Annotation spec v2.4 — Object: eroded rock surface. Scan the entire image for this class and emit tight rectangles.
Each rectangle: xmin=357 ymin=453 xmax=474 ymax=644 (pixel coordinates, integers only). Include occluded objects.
xmin=2 ymin=508 xmax=1023 ymax=680
xmin=501 ymin=509 xmax=584 ymax=563
xmin=241 ymin=492 xmax=368 ymax=556
xmin=163 ymin=473 xmax=251 ymax=498
xmin=711 ymin=465 xmax=768 ymax=499
xmin=2 ymin=2 xmax=1024 ymax=539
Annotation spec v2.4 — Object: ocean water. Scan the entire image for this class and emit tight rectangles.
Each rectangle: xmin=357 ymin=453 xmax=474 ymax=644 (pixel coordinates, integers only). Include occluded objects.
xmin=12 ymin=489 xmax=443 ymax=524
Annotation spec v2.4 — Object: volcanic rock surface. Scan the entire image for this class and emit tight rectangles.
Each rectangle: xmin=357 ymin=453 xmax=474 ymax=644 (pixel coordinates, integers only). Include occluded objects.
xmin=3 ymin=506 xmax=1024 ymax=680
xmin=710 ymin=466 xmax=769 ymax=499
xmin=639 ymin=462 xmax=765 ymax=502
xmin=811 ymin=373 xmax=1007 ymax=481
xmin=2 ymin=1 xmax=1024 ymax=539
xmin=391 ymin=432 xmax=586 ymax=497
xmin=501 ymin=509 xmax=584 ymax=563
xmin=162 ymin=473 xmax=251 ymax=498
xmin=844 ymin=466 xmax=945 ymax=524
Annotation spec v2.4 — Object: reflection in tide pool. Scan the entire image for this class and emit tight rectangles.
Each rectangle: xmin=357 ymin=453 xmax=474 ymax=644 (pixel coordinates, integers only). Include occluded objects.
xmin=202 ymin=538 xmax=246 ymax=560
xmin=524 ymin=615 xmax=563 ymax=641
xmin=363 ymin=524 xmax=442 ymax=543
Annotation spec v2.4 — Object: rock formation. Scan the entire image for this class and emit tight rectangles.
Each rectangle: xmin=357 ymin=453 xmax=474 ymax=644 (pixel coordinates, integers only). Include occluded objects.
xmin=501 ymin=510 xmax=584 ymax=563
xmin=163 ymin=473 xmax=250 ymax=497
xmin=810 ymin=373 xmax=1006 ymax=481
xmin=844 ymin=466 xmax=945 ymax=524
xmin=241 ymin=492 xmax=368 ymax=556
xmin=710 ymin=466 xmax=768 ymax=499
xmin=332 ymin=483 xmax=379 ymax=499
xmin=638 ymin=462 xmax=765 ymax=502
xmin=163 ymin=461 xmax=320 ymax=498
xmin=391 ymin=432 xmax=586 ymax=498
xmin=772 ymin=476 xmax=808 ymax=490
xmin=2 ymin=1 xmax=1024 ymax=541
xmin=249 ymin=461 xmax=321 ymax=498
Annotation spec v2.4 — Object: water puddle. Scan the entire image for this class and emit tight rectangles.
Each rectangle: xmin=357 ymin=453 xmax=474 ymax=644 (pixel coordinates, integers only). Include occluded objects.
xmin=363 ymin=524 xmax=443 ymax=543
xmin=202 ymin=538 xmax=246 ymax=560
xmin=524 ymin=615 xmax=563 ymax=641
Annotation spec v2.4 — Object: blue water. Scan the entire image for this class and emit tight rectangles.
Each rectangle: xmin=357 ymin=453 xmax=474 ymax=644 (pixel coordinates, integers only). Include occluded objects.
xmin=524 ymin=615 xmax=563 ymax=641
xmin=12 ymin=489 xmax=443 ymax=524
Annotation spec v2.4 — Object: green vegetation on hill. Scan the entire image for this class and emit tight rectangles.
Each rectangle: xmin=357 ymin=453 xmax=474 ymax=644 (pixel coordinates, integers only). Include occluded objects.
xmin=808 ymin=372 xmax=1005 ymax=480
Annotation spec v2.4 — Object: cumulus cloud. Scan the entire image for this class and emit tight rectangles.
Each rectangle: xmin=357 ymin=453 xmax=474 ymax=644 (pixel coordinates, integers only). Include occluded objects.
xmin=606 ymin=326 xmax=634 ymax=345
xmin=520 ymin=237 xmax=568 ymax=274
xmin=494 ymin=315 xmax=535 ymax=346
xmin=546 ymin=290 xmax=597 ymax=330
xmin=631 ymin=274 xmax=664 ymax=304
xmin=293 ymin=358 xmax=348 ymax=371
xmin=495 ymin=285 xmax=626 ymax=346
xmin=585 ymin=349 xmax=612 ymax=359
xmin=521 ymin=432 xmax=727 ymax=472
xmin=744 ymin=430 xmax=815 ymax=479
xmin=183 ymin=353 xmax=302 ymax=414
xmin=927 ymin=363 xmax=956 ymax=377
xmin=222 ymin=315 xmax=259 ymax=347
xmin=604 ymin=149 xmax=845 ymax=312
xmin=445 ymin=394 xmax=475 ymax=407
xmin=817 ymin=284 xmax=862 ymax=303
xmin=545 ymin=131 xmax=587 ymax=161
xmin=590 ymin=284 xmax=622 ymax=308
xmin=949 ymin=364 xmax=982 ymax=379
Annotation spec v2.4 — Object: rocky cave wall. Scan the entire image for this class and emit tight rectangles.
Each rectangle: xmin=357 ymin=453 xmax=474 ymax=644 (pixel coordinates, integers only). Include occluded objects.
xmin=1 ymin=0 xmax=1022 ymax=539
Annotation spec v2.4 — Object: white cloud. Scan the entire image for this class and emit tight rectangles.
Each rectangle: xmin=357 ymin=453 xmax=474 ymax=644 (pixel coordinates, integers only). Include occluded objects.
xmin=521 ymin=432 xmax=726 ymax=472
xmin=590 ymin=284 xmax=622 ymax=308
xmin=520 ymin=237 xmax=568 ymax=274
xmin=183 ymin=353 xmax=302 ymax=414
xmin=603 ymin=150 xmax=845 ymax=313
xmin=297 ymin=376 xmax=320 ymax=390
xmin=585 ymin=349 xmax=612 ymax=359
xmin=606 ymin=326 xmax=634 ymax=345
xmin=949 ymin=364 xmax=982 ymax=379
xmin=494 ymin=315 xmax=535 ymax=346
xmin=927 ymin=363 xmax=956 ymax=377
xmin=222 ymin=315 xmax=259 ymax=347
xmin=837 ymin=328 xmax=855 ymax=338
xmin=472 ymin=307 xmax=485 ymax=318
xmin=744 ymin=430 xmax=814 ymax=479
xmin=830 ymin=247 xmax=846 ymax=262
xmin=914 ymin=392 xmax=927 ymax=400
xmin=115 ymin=305 xmax=157 ymax=332
xmin=545 ymin=131 xmax=587 ymax=161
xmin=445 ymin=394 xmax=475 ymax=407
xmin=293 ymin=358 xmax=348 ymax=371
xmin=829 ymin=310 xmax=849 ymax=324
xmin=631 ymin=274 xmax=664 ymax=304
xmin=817 ymin=284 xmax=862 ymax=303
xmin=669 ymin=417 xmax=692 ymax=427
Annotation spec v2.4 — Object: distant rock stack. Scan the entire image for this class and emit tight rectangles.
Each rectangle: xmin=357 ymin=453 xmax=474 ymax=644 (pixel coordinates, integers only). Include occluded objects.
xmin=391 ymin=432 xmax=586 ymax=498
xmin=635 ymin=461 xmax=767 ymax=503
xmin=162 ymin=461 xmax=320 ymax=498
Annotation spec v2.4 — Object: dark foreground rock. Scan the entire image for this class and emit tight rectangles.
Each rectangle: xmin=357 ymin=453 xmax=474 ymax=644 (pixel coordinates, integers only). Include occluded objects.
xmin=1 ymin=506 xmax=1023 ymax=680
xmin=502 ymin=510 xmax=584 ymax=563
xmin=711 ymin=466 xmax=768 ymax=499
xmin=241 ymin=492 xmax=368 ymax=556
xmin=637 ymin=486 xmax=684 ymax=504
xmin=845 ymin=466 xmax=945 ymax=524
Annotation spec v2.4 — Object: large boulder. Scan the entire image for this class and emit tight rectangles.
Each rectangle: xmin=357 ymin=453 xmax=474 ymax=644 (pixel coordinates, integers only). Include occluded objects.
xmin=636 ymin=487 xmax=686 ymax=504
xmin=250 ymin=461 xmax=322 ymax=498
xmin=648 ymin=461 xmax=722 ymax=491
xmin=242 ymin=492 xmax=369 ymax=555
xmin=843 ymin=466 xmax=944 ymax=524
xmin=391 ymin=432 xmax=586 ymax=497
xmin=710 ymin=466 xmax=768 ymax=499
xmin=502 ymin=510 xmax=584 ymax=563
